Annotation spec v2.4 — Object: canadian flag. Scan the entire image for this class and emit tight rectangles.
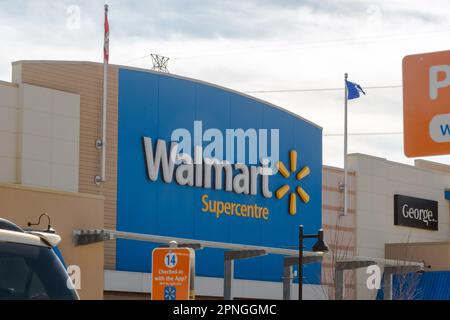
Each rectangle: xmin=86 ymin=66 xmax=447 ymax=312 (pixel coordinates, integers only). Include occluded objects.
xmin=103 ymin=5 xmax=109 ymax=63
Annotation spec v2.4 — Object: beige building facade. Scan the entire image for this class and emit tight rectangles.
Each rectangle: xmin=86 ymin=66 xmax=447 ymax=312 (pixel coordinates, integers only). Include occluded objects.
xmin=0 ymin=60 xmax=448 ymax=300
xmin=348 ymin=154 xmax=450 ymax=299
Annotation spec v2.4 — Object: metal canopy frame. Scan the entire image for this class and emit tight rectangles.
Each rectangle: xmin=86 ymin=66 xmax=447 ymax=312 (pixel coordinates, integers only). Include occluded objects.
xmin=73 ymin=229 xmax=423 ymax=300
xmin=334 ymin=257 xmax=424 ymax=300
xmin=224 ymin=250 xmax=267 ymax=300
xmin=74 ymin=229 xmax=324 ymax=300
xmin=382 ymin=265 xmax=423 ymax=300
xmin=283 ymin=255 xmax=323 ymax=300
xmin=73 ymin=229 xmax=323 ymax=258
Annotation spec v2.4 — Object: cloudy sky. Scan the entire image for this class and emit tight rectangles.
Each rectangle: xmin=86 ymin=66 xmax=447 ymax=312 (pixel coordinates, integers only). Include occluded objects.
xmin=1 ymin=0 xmax=449 ymax=167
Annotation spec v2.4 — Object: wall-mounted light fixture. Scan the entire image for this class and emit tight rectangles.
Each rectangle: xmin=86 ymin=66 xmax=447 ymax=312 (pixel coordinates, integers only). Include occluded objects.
xmin=27 ymin=213 xmax=55 ymax=234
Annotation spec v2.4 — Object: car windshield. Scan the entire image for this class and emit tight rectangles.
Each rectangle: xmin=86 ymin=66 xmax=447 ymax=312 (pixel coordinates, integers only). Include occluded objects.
xmin=0 ymin=241 xmax=78 ymax=300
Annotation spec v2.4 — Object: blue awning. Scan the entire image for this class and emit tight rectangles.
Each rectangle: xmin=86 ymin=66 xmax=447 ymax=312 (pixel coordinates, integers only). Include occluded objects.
xmin=377 ymin=271 xmax=450 ymax=300
xmin=445 ymin=189 xmax=450 ymax=200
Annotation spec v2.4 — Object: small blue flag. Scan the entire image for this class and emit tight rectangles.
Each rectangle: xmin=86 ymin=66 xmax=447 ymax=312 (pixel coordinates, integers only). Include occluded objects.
xmin=346 ymin=80 xmax=366 ymax=100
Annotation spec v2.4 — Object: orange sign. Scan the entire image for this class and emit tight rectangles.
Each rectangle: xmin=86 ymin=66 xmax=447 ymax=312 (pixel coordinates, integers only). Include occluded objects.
xmin=403 ymin=50 xmax=450 ymax=157
xmin=151 ymin=247 xmax=195 ymax=300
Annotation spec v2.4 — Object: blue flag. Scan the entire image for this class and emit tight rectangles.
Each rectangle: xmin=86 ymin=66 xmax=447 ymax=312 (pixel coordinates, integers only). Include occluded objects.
xmin=346 ymin=80 xmax=366 ymax=100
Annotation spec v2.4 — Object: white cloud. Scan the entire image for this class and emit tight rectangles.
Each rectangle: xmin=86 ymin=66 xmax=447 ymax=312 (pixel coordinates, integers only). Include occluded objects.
xmin=1 ymin=0 xmax=449 ymax=167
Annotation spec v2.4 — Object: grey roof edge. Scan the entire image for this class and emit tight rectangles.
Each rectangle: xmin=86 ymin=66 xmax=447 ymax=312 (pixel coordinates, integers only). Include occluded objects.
xmin=386 ymin=241 xmax=450 ymax=246
xmin=0 ymin=80 xmax=18 ymax=88
xmin=12 ymin=60 xmax=322 ymax=130
xmin=348 ymin=153 xmax=450 ymax=176
xmin=323 ymin=164 xmax=356 ymax=173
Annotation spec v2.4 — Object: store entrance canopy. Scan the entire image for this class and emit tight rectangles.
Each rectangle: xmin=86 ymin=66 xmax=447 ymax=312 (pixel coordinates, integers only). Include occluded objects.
xmin=334 ymin=256 xmax=424 ymax=300
xmin=73 ymin=229 xmax=424 ymax=300
xmin=74 ymin=228 xmax=324 ymax=300
xmin=445 ymin=189 xmax=450 ymax=200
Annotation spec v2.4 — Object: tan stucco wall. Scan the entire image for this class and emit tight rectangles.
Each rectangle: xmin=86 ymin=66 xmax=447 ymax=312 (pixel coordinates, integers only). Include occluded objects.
xmin=322 ymin=166 xmax=357 ymax=300
xmin=0 ymin=183 xmax=104 ymax=299
xmin=386 ymin=242 xmax=450 ymax=271
xmin=13 ymin=61 xmax=119 ymax=270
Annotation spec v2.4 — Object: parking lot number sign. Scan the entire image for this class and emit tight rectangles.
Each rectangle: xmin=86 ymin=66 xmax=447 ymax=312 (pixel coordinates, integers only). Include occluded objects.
xmin=403 ymin=50 xmax=450 ymax=157
xmin=151 ymin=248 xmax=194 ymax=300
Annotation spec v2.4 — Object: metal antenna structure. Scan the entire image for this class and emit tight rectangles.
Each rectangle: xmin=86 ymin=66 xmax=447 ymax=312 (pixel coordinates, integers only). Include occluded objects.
xmin=151 ymin=54 xmax=170 ymax=73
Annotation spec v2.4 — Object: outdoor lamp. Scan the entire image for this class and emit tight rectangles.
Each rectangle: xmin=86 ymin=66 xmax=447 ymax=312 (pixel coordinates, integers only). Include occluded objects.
xmin=312 ymin=230 xmax=329 ymax=253
xmin=27 ymin=213 xmax=56 ymax=234
xmin=298 ymin=226 xmax=329 ymax=301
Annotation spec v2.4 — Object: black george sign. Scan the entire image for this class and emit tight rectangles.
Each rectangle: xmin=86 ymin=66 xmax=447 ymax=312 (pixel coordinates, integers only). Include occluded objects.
xmin=394 ymin=195 xmax=438 ymax=231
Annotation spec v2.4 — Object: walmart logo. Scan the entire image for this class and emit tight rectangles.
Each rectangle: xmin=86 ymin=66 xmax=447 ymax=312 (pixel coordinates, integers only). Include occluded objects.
xmin=144 ymin=135 xmax=313 ymax=219
xmin=275 ymin=150 xmax=310 ymax=215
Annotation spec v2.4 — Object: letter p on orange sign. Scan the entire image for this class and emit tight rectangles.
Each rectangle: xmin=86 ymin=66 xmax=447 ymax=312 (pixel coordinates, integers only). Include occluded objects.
xmin=429 ymin=65 xmax=450 ymax=100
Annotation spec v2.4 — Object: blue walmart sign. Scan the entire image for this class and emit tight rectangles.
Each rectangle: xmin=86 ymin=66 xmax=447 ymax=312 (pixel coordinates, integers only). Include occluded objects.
xmin=116 ymin=68 xmax=323 ymax=283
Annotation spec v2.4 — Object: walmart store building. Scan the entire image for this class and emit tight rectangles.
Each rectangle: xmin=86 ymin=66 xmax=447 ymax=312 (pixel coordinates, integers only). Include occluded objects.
xmin=0 ymin=60 xmax=327 ymax=299
xmin=0 ymin=61 xmax=449 ymax=300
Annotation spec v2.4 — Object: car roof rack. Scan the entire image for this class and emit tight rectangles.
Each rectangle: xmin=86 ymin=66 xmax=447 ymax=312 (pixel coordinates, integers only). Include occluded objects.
xmin=27 ymin=231 xmax=61 ymax=247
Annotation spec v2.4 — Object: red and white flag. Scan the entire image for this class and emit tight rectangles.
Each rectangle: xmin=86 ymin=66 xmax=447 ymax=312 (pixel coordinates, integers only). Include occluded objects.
xmin=103 ymin=5 xmax=109 ymax=63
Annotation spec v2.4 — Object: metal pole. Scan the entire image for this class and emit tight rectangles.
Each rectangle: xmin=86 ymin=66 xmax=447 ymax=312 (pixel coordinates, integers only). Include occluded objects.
xmin=224 ymin=259 xmax=234 ymax=300
xmin=223 ymin=250 xmax=265 ymax=300
xmin=96 ymin=4 xmax=109 ymax=184
xmin=343 ymin=73 xmax=348 ymax=216
xmin=318 ymin=229 xmax=324 ymax=242
xmin=335 ymin=268 xmax=344 ymax=300
xmin=283 ymin=266 xmax=292 ymax=300
xmin=283 ymin=264 xmax=292 ymax=300
xmin=101 ymin=57 xmax=108 ymax=182
xmin=298 ymin=225 xmax=303 ymax=301
xmin=383 ymin=269 xmax=393 ymax=300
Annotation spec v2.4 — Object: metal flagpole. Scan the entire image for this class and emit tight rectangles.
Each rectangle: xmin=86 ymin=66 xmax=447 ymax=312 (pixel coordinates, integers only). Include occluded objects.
xmin=343 ymin=73 xmax=348 ymax=216
xmin=96 ymin=4 xmax=109 ymax=184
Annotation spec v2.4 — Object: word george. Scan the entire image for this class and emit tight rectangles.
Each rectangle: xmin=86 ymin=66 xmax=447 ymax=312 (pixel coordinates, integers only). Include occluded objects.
xmin=402 ymin=204 xmax=437 ymax=226
xmin=201 ymin=194 xmax=269 ymax=220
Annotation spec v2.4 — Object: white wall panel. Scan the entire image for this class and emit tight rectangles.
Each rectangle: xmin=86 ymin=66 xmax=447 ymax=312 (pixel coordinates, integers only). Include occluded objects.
xmin=349 ymin=153 xmax=450 ymax=299
xmin=0 ymin=83 xmax=18 ymax=183
xmin=17 ymin=83 xmax=80 ymax=192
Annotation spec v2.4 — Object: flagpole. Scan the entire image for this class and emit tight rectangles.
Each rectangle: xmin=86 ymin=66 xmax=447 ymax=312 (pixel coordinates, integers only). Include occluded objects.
xmin=96 ymin=4 xmax=109 ymax=184
xmin=102 ymin=3 xmax=108 ymax=182
xmin=343 ymin=73 xmax=348 ymax=216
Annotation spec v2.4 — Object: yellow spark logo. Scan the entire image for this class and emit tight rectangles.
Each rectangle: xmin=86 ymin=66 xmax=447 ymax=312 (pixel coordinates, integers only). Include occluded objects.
xmin=275 ymin=150 xmax=310 ymax=215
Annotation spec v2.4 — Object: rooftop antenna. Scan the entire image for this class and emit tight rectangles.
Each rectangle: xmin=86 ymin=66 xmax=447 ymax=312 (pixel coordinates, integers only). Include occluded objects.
xmin=151 ymin=54 xmax=170 ymax=73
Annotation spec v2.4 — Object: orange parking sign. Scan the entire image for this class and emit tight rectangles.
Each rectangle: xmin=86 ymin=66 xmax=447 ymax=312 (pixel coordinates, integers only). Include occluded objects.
xmin=151 ymin=247 xmax=195 ymax=300
xmin=403 ymin=50 xmax=450 ymax=157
